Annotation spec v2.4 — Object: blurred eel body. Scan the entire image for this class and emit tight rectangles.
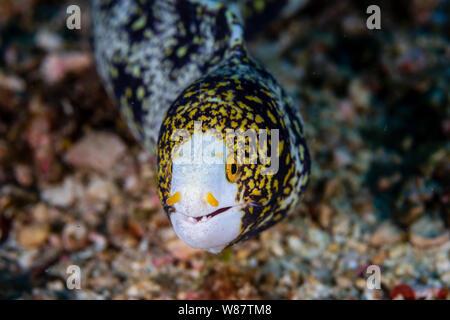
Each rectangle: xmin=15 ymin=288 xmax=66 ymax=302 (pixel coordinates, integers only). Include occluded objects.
xmin=92 ymin=0 xmax=311 ymax=253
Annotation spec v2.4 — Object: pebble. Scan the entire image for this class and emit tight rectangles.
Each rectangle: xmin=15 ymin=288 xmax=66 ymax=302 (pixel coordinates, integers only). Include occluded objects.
xmin=370 ymin=221 xmax=404 ymax=246
xmin=441 ymin=272 xmax=450 ymax=286
xmin=287 ymin=236 xmax=302 ymax=251
xmin=85 ymin=176 xmax=117 ymax=202
xmin=14 ymin=164 xmax=33 ymax=187
xmin=0 ymin=140 xmax=6 ymax=160
xmin=165 ymin=238 xmax=202 ymax=261
xmin=126 ymin=281 xmax=161 ymax=298
xmin=26 ymin=110 xmax=59 ymax=181
xmin=17 ymin=224 xmax=49 ymax=248
xmin=318 ymin=204 xmax=333 ymax=228
xmin=62 ymin=223 xmax=88 ymax=251
xmin=409 ymin=215 xmax=449 ymax=248
xmin=271 ymin=242 xmax=285 ymax=257
xmin=40 ymin=52 xmax=92 ymax=84
xmin=335 ymin=276 xmax=353 ymax=289
xmin=31 ymin=203 xmax=51 ymax=223
xmin=65 ymin=131 xmax=126 ymax=174
xmin=35 ymin=30 xmax=62 ymax=51
xmin=41 ymin=177 xmax=79 ymax=207
xmin=0 ymin=72 xmax=25 ymax=92
xmin=390 ymin=284 xmax=416 ymax=300
xmin=394 ymin=263 xmax=416 ymax=278
xmin=89 ymin=276 xmax=120 ymax=290
xmin=46 ymin=280 xmax=65 ymax=291
xmin=333 ymin=148 xmax=353 ymax=166
xmin=349 ymin=79 xmax=371 ymax=109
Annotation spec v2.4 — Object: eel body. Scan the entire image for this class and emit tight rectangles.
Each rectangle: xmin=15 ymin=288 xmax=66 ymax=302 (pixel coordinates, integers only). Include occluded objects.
xmin=92 ymin=0 xmax=310 ymax=253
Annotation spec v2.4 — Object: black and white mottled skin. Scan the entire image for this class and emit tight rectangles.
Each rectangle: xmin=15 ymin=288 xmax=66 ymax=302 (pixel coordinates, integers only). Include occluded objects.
xmin=92 ymin=0 xmax=306 ymax=151
xmin=92 ymin=0 xmax=244 ymax=152
xmin=92 ymin=0 xmax=311 ymax=253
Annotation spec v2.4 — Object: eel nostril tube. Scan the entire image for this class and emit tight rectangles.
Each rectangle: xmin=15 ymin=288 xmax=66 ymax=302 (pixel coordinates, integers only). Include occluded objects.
xmin=206 ymin=192 xmax=219 ymax=207
xmin=167 ymin=191 xmax=180 ymax=206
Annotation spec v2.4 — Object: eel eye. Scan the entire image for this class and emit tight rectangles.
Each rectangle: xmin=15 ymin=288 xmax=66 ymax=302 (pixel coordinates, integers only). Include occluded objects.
xmin=167 ymin=191 xmax=180 ymax=206
xmin=206 ymin=192 xmax=219 ymax=207
xmin=226 ymin=163 xmax=240 ymax=182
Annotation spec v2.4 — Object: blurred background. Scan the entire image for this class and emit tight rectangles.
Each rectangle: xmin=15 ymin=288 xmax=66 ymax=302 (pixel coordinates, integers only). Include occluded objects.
xmin=0 ymin=0 xmax=448 ymax=299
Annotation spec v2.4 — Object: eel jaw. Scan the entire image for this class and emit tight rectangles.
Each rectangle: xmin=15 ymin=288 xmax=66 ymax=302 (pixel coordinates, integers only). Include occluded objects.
xmin=169 ymin=206 xmax=243 ymax=254
xmin=184 ymin=206 xmax=234 ymax=223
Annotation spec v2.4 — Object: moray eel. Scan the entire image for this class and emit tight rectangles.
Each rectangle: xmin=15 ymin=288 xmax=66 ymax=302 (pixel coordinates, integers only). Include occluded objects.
xmin=92 ymin=0 xmax=310 ymax=253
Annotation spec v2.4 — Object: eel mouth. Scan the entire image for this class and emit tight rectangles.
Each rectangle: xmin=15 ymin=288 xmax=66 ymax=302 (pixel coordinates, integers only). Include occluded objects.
xmin=177 ymin=206 xmax=235 ymax=224
xmin=177 ymin=202 xmax=262 ymax=224
xmin=193 ymin=206 xmax=233 ymax=222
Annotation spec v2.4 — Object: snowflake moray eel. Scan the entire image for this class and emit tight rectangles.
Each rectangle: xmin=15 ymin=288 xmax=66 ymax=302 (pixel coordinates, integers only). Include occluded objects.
xmin=92 ymin=0 xmax=311 ymax=253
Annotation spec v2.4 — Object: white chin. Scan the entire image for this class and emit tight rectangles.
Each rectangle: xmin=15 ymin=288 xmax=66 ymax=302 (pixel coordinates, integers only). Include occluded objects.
xmin=169 ymin=207 xmax=243 ymax=254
